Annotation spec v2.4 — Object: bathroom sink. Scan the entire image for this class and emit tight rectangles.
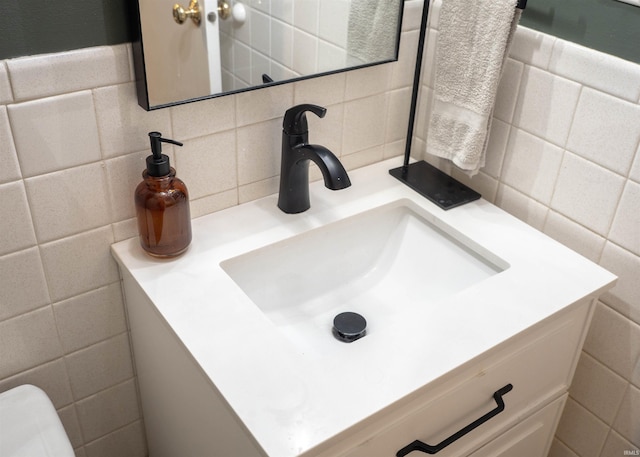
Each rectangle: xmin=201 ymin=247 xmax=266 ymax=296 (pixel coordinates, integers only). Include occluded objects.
xmin=112 ymin=158 xmax=617 ymax=457
xmin=221 ymin=200 xmax=507 ymax=354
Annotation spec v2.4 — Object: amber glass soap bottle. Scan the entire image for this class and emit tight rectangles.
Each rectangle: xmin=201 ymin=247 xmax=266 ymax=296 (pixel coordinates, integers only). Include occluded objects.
xmin=135 ymin=132 xmax=192 ymax=257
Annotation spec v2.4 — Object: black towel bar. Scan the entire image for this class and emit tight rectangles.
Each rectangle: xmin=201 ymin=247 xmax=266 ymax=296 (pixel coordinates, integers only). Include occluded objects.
xmin=517 ymin=0 xmax=527 ymax=9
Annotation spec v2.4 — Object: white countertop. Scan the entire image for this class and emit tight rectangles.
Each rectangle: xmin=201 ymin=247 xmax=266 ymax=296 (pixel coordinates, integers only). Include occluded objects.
xmin=111 ymin=158 xmax=616 ymax=457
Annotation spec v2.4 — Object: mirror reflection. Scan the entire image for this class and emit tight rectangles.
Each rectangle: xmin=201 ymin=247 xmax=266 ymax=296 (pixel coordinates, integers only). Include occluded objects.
xmin=135 ymin=0 xmax=403 ymax=109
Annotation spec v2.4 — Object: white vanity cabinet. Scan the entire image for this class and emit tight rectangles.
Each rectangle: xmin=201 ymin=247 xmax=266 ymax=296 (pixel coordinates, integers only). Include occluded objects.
xmin=122 ymin=265 xmax=592 ymax=457
xmin=112 ymin=159 xmax=616 ymax=457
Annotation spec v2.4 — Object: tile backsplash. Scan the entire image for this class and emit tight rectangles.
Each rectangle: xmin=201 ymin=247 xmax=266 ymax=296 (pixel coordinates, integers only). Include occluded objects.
xmin=0 ymin=1 xmax=638 ymax=456
xmin=415 ymin=1 xmax=640 ymax=456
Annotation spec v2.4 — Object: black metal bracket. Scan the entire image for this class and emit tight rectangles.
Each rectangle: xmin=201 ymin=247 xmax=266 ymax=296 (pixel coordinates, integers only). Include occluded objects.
xmin=389 ymin=162 xmax=480 ymax=210
xmin=396 ymin=384 xmax=514 ymax=456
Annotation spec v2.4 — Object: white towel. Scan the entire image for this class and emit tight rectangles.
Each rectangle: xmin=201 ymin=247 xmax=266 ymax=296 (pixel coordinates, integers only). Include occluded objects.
xmin=426 ymin=0 xmax=521 ymax=176
xmin=348 ymin=0 xmax=400 ymax=63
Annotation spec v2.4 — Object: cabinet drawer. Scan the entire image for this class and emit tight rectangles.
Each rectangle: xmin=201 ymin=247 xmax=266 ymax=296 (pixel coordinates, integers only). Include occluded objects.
xmin=470 ymin=395 xmax=566 ymax=457
xmin=340 ymin=302 xmax=590 ymax=457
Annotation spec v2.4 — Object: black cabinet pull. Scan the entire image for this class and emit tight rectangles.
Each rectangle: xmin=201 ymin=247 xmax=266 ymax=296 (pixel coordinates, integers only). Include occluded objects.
xmin=396 ymin=384 xmax=513 ymax=456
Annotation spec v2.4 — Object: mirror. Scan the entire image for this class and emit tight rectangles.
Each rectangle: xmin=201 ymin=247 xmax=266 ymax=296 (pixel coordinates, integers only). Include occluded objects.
xmin=133 ymin=0 xmax=404 ymax=110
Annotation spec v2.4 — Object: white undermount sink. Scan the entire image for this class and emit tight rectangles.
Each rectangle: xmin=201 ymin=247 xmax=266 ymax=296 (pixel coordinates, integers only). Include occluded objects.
xmin=221 ymin=200 xmax=507 ymax=354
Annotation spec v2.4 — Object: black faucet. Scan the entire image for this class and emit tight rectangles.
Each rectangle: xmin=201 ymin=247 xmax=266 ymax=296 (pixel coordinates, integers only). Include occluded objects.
xmin=277 ymin=104 xmax=351 ymax=213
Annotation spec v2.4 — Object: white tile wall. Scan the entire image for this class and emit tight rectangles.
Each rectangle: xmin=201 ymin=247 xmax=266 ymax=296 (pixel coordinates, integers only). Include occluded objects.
xmin=416 ymin=3 xmax=640 ymax=455
xmin=0 ymin=3 xmax=420 ymax=455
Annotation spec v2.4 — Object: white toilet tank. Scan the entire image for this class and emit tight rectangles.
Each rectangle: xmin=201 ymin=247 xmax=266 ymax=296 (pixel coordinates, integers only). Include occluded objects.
xmin=0 ymin=384 xmax=74 ymax=457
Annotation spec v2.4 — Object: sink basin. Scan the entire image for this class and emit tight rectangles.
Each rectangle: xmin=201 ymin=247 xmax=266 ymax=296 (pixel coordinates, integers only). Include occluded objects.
xmin=221 ymin=199 xmax=508 ymax=353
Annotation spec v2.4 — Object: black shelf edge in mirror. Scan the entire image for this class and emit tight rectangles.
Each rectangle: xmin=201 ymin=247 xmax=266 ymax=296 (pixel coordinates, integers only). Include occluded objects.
xmin=389 ymin=161 xmax=481 ymax=210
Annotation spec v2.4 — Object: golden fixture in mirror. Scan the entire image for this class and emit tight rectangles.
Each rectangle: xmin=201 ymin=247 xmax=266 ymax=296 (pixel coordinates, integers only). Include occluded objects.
xmin=218 ymin=0 xmax=230 ymax=20
xmin=173 ymin=0 xmax=201 ymax=26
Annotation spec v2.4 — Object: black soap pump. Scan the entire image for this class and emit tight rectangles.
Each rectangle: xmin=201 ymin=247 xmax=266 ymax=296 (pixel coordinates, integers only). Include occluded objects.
xmin=134 ymin=132 xmax=192 ymax=257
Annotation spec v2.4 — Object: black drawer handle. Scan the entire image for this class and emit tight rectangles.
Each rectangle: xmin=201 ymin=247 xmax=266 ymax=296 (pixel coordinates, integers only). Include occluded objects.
xmin=396 ymin=384 xmax=513 ymax=456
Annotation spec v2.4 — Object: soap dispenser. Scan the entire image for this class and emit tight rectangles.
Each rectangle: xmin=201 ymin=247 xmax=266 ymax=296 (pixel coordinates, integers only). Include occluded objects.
xmin=135 ymin=132 xmax=192 ymax=257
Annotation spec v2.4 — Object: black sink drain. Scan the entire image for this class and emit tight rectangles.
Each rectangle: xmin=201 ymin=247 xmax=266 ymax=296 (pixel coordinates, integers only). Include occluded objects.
xmin=332 ymin=312 xmax=367 ymax=342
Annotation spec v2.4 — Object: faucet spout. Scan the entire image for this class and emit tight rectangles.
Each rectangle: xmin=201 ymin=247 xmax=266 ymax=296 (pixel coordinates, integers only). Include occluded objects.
xmin=297 ymin=144 xmax=351 ymax=190
xmin=277 ymin=104 xmax=351 ymax=214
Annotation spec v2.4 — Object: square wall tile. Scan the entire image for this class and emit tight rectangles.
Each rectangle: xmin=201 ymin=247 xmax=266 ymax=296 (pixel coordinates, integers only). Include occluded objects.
xmin=386 ymin=88 xmax=412 ymax=144
xmin=170 ymin=94 xmax=236 ymax=140
xmin=549 ymin=40 xmax=640 ymax=103
xmin=0 ymin=62 xmax=12 ymax=104
xmin=318 ymin=0 xmax=349 ymax=47
xmin=65 ymin=333 xmax=133 ymax=400
xmin=543 ymin=211 xmax=605 ymax=263
xmin=509 ymin=26 xmax=556 ymax=70
xmin=494 ymin=58 xmax=524 ymax=123
xmin=235 ymin=83 xmax=293 ymax=126
xmin=482 ymin=118 xmax=510 ymax=179
xmin=93 ymin=82 xmax=171 ymax=159
xmin=555 ymin=397 xmax=608 ymax=457
xmin=0 ymin=181 xmax=36 ymax=255
xmin=0 ymin=107 xmax=21 ymax=183
xmin=84 ymin=420 xmax=147 ymax=457
xmin=550 ymin=152 xmax=625 ymax=236
xmin=8 ymin=91 xmax=101 ymax=177
xmin=548 ymin=438 xmax=579 ymax=457
xmin=250 ymin=51 xmax=270 ymax=86
xmin=570 ymin=353 xmax=627 ymax=423
xmin=6 ymin=45 xmax=131 ymax=101
xmin=292 ymin=29 xmax=318 ymax=76
xmin=175 ymin=131 xmax=237 ymax=199
xmin=271 ymin=20 xmax=294 ymax=68
xmin=294 ymin=72 xmax=346 ymax=107
xmin=512 ymin=65 xmax=581 ymax=148
xmin=342 ymin=94 xmax=388 ymax=154
xmin=390 ymin=29 xmax=419 ymax=90
xmin=317 ymin=41 xmax=347 ymax=73
xmin=584 ymin=302 xmax=640 ymax=380
xmin=57 ymin=405 xmax=83 ymax=448
xmin=501 ymin=127 xmax=564 ymax=204
xmin=599 ymin=242 xmax=640 ymax=325
xmin=271 ymin=0 xmax=293 ymax=24
xmin=600 ymin=430 xmax=639 ymax=457
xmin=0 ymin=358 xmax=73 ymax=409
xmin=495 ymin=184 xmax=548 ymax=230
xmin=345 ymin=64 xmax=392 ymax=101
xmin=306 ymin=103 xmax=344 ymax=155
xmin=53 ymin=284 xmax=127 ymax=354
xmin=251 ymin=10 xmax=271 ymax=56
xmin=613 ymin=384 xmax=640 ymax=448
xmin=402 ymin=0 xmax=424 ymax=32
xmin=40 ymin=226 xmax=119 ymax=302
xmin=566 ymin=87 xmax=640 ymax=176
xmin=25 ymin=163 xmax=112 ymax=243
xmin=609 ymin=181 xmax=640 ymax=256
xmin=237 ymin=119 xmax=281 ymax=185
xmin=0 ymin=306 xmax=63 ymax=379
xmin=76 ymin=379 xmax=140 ymax=442
xmin=233 ymin=41 xmax=251 ymax=85
xmin=293 ymin=0 xmax=319 ymax=35
xmin=104 ymin=151 xmax=148 ymax=222
xmin=0 ymin=248 xmax=49 ymax=322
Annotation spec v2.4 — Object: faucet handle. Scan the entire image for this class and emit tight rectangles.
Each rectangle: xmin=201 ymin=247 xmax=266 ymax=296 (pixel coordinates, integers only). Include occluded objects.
xmin=283 ymin=104 xmax=327 ymax=135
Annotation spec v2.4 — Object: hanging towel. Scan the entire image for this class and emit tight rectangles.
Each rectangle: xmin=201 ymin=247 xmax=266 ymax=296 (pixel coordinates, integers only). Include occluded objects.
xmin=426 ymin=0 xmax=522 ymax=175
xmin=348 ymin=0 xmax=400 ymax=64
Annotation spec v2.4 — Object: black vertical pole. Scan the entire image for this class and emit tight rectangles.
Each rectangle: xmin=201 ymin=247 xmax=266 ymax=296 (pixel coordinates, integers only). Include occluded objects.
xmin=402 ymin=0 xmax=431 ymax=172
